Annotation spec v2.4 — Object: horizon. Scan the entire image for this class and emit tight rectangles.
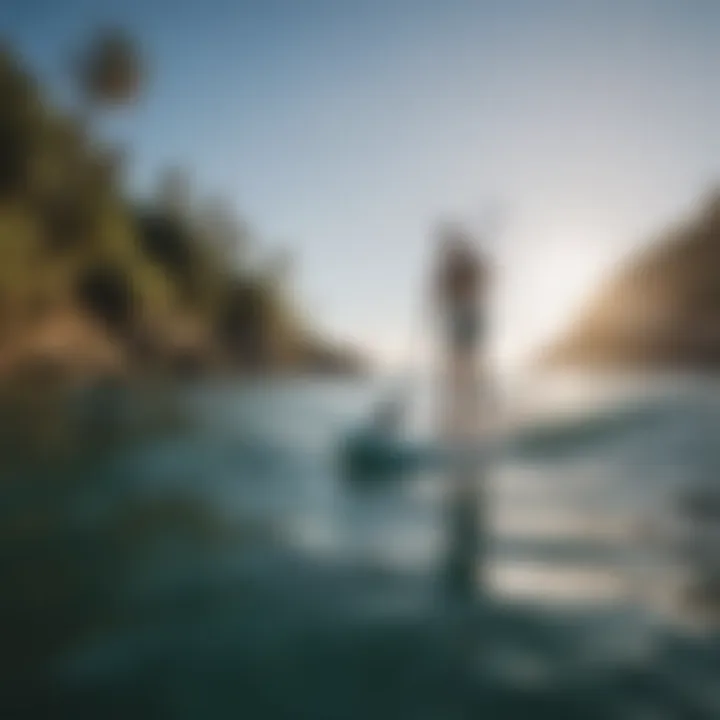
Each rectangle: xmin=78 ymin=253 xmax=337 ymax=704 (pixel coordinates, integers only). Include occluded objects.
xmin=7 ymin=0 xmax=720 ymax=369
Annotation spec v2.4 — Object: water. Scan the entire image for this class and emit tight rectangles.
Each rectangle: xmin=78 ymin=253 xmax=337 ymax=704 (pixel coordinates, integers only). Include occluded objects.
xmin=3 ymin=375 xmax=720 ymax=719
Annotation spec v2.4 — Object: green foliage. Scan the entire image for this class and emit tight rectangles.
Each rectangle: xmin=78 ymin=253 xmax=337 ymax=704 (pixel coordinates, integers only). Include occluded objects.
xmin=74 ymin=27 xmax=143 ymax=106
xmin=0 ymin=36 xmax=361 ymax=378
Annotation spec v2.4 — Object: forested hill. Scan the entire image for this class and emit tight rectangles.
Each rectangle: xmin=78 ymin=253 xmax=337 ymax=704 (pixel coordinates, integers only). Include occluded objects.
xmin=0 ymin=32 xmax=366 ymax=380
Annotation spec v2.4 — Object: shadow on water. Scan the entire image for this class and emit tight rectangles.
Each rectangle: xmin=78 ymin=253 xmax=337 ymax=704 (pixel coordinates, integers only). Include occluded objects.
xmin=3 ymin=378 xmax=720 ymax=718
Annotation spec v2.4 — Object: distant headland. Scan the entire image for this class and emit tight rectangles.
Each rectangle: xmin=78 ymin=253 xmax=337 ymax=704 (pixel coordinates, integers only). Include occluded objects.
xmin=540 ymin=191 xmax=720 ymax=371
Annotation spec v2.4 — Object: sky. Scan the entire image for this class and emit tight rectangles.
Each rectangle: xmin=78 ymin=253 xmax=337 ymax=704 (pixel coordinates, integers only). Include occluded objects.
xmin=4 ymin=0 xmax=720 ymax=369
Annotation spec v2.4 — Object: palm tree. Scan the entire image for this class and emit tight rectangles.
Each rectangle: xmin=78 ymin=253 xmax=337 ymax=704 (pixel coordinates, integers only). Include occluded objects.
xmin=68 ymin=27 xmax=143 ymax=207
xmin=75 ymin=27 xmax=143 ymax=109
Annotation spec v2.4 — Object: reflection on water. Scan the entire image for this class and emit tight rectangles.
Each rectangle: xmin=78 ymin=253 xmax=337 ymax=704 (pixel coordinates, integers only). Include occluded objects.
xmin=2 ymin=375 xmax=720 ymax=718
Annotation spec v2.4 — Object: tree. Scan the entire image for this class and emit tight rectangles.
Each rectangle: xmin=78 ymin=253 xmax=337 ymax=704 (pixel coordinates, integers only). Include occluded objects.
xmin=75 ymin=263 xmax=134 ymax=333
xmin=0 ymin=47 xmax=41 ymax=196
xmin=194 ymin=196 xmax=249 ymax=266
xmin=74 ymin=27 xmax=143 ymax=108
xmin=155 ymin=166 xmax=192 ymax=219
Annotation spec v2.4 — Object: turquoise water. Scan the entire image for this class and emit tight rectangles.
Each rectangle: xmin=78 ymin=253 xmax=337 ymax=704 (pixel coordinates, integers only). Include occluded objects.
xmin=3 ymin=376 xmax=720 ymax=718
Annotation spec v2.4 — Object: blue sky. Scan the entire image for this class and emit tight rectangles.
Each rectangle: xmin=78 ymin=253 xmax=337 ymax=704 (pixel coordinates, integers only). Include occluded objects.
xmin=5 ymin=0 xmax=720 ymax=367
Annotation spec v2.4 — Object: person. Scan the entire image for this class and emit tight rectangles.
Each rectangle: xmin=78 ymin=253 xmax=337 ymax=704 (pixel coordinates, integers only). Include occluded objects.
xmin=433 ymin=223 xmax=491 ymax=601
xmin=434 ymin=222 xmax=489 ymax=360
xmin=430 ymin=221 xmax=491 ymax=445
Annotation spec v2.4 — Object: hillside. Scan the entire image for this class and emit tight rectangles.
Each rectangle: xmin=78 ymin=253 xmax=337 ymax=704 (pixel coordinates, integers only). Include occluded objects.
xmin=0 ymin=38 xmax=366 ymax=381
xmin=540 ymin=192 xmax=720 ymax=370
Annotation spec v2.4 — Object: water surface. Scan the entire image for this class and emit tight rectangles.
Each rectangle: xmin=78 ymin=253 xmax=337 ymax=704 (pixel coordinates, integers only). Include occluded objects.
xmin=3 ymin=375 xmax=720 ymax=719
